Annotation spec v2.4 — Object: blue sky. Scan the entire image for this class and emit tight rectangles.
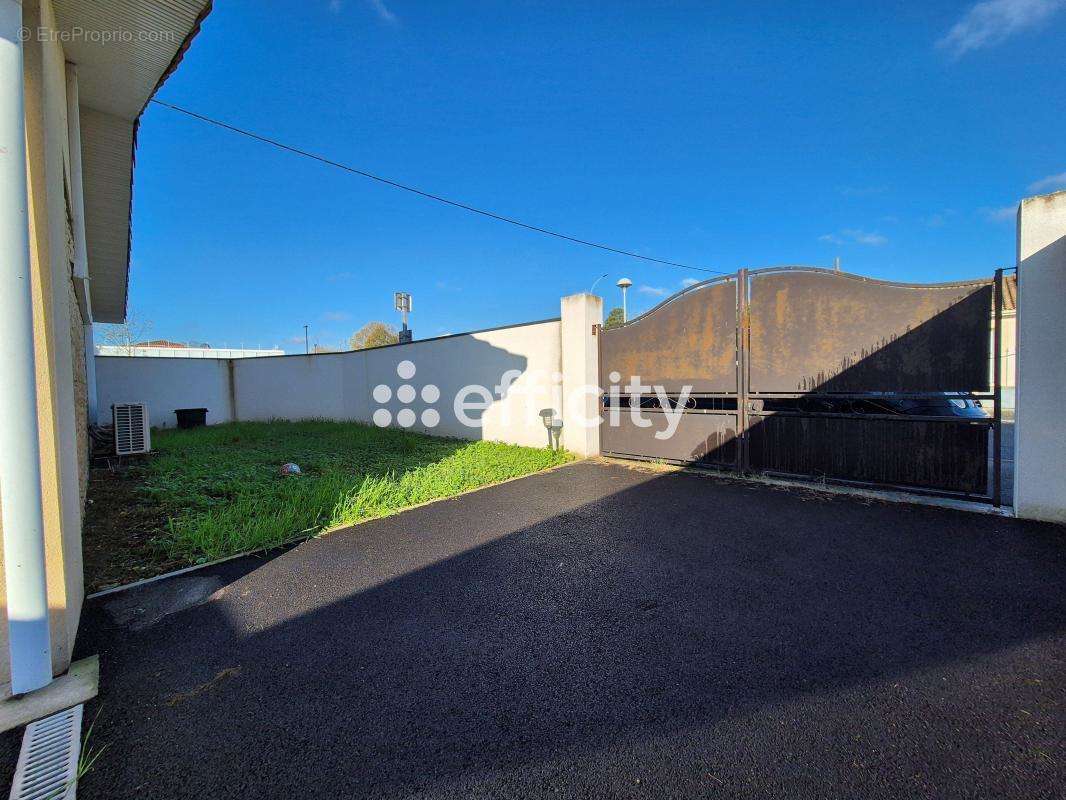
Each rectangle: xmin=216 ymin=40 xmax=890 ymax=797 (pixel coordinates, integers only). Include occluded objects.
xmin=116 ymin=0 xmax=1066 ymax=352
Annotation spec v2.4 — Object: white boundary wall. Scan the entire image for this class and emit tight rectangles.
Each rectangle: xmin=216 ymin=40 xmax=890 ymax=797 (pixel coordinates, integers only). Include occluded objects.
xmin=94 ymin=357 xmax=234 ymax=429
xmin=95 ymin=318 xmax=567 ymax=448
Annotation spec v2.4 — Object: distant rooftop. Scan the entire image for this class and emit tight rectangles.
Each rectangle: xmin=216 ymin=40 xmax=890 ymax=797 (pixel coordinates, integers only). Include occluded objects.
xmin=133 ymin=339 xmax=207 ymax=348
xmin=97 ymin=343 xmax=283 ymax=359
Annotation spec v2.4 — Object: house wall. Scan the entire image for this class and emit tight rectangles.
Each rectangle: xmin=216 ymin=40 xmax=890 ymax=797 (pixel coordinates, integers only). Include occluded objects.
xmin=69 ymin=283 xmax=89 ymax=506
xmin=96 ymin=319 xmax=565 ymax=449
xmin=95 ymin=356 xmax=235 ymax=429
xmin=1014 ymin=191 xmax=1066 ymax=522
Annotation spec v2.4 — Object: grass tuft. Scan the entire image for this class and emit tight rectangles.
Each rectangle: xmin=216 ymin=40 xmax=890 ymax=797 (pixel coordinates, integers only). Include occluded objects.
xmin=136 ymin=421 xmax=571 ymax=562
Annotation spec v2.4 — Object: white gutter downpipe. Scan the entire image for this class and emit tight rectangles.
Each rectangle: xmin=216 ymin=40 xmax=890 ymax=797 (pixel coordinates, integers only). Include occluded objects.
xmin=0 ymin=0 xmax=54 ymax=694
xmin=84 ymin=319 xmax=98 ymax=423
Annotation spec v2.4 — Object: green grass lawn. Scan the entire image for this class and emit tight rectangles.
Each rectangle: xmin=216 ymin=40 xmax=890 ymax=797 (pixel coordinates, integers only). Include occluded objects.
xmin=139 ymin=421 xmax=572 ymax=563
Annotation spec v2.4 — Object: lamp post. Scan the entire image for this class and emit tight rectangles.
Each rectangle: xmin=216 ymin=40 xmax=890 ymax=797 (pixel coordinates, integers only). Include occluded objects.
xmin=617 ymin=277 xmax=633 ymax=322
xmin=539 ymin=408 xmax=562 ymax=450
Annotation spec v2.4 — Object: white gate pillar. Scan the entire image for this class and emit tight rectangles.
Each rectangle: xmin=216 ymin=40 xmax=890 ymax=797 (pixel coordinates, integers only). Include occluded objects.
xmin=560 ymin=293 xmax=603 ymax=457
xmin=1014 ymin=190 xmax=1066 ymax=522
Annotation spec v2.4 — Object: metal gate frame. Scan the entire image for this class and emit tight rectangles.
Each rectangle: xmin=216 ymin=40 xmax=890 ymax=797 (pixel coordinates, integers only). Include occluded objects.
xmin=597 ymin=271 xmax=744 ymax=471
xmin=599 ymin=266 xmax=1012 ymax=506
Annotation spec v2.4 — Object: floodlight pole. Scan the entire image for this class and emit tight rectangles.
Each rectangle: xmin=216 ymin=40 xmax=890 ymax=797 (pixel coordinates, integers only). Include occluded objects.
xmin=395 ymin=292 xmax=413 ymax=344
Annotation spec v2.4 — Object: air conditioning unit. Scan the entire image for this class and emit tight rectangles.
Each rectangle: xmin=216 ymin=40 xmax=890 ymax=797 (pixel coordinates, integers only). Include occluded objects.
xmin=113 ymin=403 xmax=151 ymax=455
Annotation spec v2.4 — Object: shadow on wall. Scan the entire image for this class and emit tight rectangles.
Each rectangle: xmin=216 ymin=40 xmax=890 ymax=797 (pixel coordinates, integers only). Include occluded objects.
xmin=68 ymin=464 xmax=1066 ymax=798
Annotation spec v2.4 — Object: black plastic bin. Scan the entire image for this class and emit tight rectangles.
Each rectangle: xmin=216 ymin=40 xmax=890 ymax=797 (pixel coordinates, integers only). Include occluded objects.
xmin=174 ymin=408 xmax=209 ymax=429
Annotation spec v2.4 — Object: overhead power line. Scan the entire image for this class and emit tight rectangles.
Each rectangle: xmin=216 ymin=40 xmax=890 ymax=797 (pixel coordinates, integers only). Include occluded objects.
xmin=148 ymin=99 xmax=729 ymax=275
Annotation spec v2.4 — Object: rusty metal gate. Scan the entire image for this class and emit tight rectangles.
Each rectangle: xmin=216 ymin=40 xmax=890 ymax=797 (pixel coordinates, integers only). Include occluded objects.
xmin=599 ymin=267 xmax=1012 ymax=504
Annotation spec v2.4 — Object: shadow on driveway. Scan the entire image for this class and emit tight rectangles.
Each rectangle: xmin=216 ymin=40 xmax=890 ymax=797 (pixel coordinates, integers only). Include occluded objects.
xmin=9 ymin=461 xmax=1066 ymax=798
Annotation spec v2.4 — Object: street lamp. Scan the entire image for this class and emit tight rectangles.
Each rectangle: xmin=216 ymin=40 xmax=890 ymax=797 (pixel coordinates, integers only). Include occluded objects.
xmin=539 ymin=408 xmax=562 ymax=450
xmin=617 ymin=277 xmax=633 ymax=322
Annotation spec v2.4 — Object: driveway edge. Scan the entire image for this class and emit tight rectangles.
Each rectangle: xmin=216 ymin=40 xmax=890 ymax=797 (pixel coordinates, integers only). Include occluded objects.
xmin=87 ymin=458 xmax=585 ymax=600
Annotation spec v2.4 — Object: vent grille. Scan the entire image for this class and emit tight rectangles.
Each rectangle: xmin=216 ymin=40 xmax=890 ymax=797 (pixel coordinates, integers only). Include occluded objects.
xmin=9 ymin=704 xmax=82 ymax=800
xmin=113 ymin=403 xmax=150 ymax=455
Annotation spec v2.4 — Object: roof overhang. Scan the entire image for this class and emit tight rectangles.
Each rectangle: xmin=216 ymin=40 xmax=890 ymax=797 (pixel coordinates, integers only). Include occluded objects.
xmin=52 ymin=0 xmax=212 ymax=322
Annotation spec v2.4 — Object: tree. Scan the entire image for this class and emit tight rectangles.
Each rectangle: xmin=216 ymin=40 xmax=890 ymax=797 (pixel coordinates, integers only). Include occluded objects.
xmin=98 ymin=311 xmax=153 ymax=355
xmin=349 ymin=321 xmax=399 ymax=350
xmin=604 ymin=307 xmax=625 ymax=330
xmin=311 ymin=344 xmax=339 ymax=354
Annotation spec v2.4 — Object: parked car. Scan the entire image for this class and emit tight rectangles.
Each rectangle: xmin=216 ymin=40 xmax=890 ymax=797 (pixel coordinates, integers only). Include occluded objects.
xmin=848 ymin=394 xmax=989 ymax=418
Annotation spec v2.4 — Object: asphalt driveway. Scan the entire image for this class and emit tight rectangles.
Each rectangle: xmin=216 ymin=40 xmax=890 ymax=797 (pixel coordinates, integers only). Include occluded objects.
xmin=7 ymin=460 xmax=1065 ymax=798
